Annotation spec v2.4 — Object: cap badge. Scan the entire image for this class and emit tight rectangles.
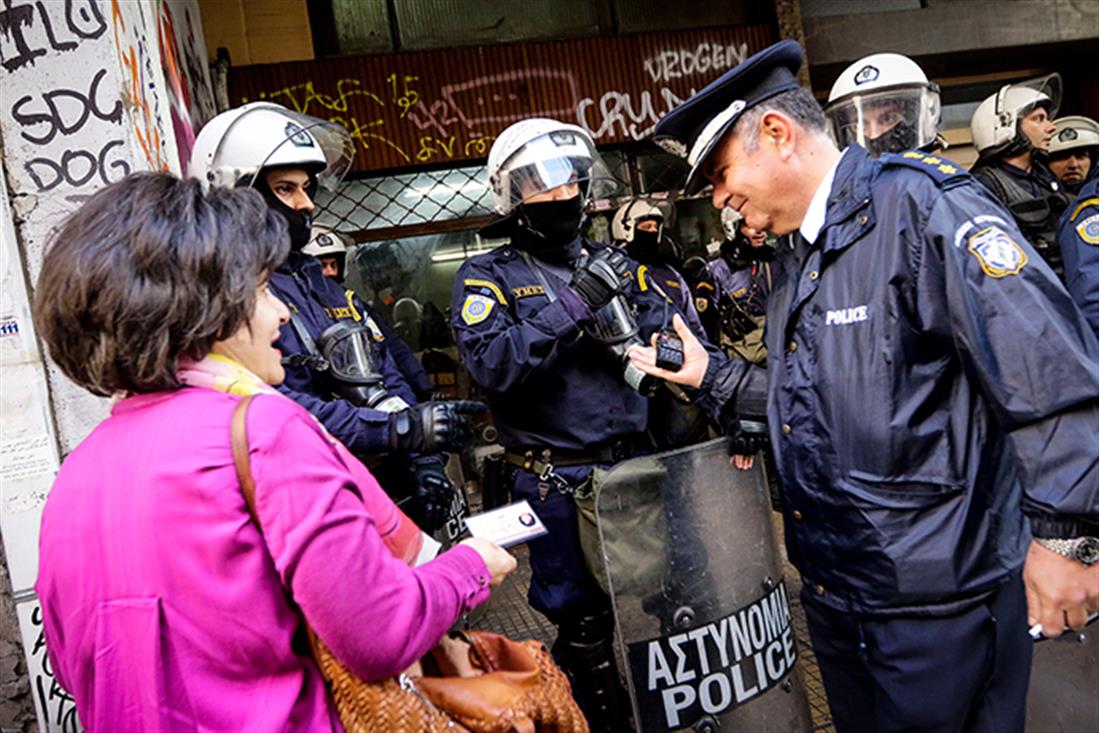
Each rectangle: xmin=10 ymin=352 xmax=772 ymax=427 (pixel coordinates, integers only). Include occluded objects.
xmin=854 ymin=65 xmax=880 ymax=85
xmin=284 ymin=122 xmax=316 ymax=148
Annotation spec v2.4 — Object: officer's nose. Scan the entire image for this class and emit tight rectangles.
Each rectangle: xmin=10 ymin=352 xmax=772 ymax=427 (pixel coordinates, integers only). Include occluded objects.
xmin=291 ymin=189 xmax=315 ymax=212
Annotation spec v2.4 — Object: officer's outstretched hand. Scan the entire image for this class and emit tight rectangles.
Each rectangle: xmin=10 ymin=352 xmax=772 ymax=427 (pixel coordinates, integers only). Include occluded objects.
xmin=627 ymin=314 xmax=709 ymax=388
xmin=411 ymin=458 xmax=456 ymax=532
xmin=569 ymin=248 xmax=631 ymax=310
xmin=389 ymin=400 xmax=486 ymax=455
xmin=1024 ymin=540 xmax=1099 ymax=638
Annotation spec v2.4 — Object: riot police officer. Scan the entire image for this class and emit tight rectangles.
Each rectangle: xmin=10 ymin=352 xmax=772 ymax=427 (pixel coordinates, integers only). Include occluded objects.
xmin=1048 ymin=115 xmax=1099 ymax=194
xmin=190 ymin=103 xmax=481 ymax=532
xmin=969 ymin=76 xmax=1072 ymax=278
xmin=824 ymin=52 xmax=944 ymax=156
xmin=637 ymin=41 xmax=1099 ymax=733
xmin=303 ymin=225 xmax=348 ymax=281
xmin=1058 ymin=176 xmax=1099 ymax=337
xmin=709 ymin=207 xmax=773 ymax=365
xmin=451 ymin=119 xmax=669 ymax=730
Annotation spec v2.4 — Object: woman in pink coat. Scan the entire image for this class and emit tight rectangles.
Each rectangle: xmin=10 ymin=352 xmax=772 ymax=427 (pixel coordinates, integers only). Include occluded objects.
xmin=32 ymin=173 xmax=516 ymax=732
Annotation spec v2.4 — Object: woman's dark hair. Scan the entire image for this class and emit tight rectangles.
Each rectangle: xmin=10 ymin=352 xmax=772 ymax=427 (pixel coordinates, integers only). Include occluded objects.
xmin=33 ymin=173 xmax=288 ymax=396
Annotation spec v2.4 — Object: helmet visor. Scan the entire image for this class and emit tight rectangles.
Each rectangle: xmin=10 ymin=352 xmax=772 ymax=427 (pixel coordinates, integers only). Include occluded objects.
xmin=495 ymin=131 xmax=618 ymax=214
xmin=215 ymin=107 xmax=355 ymax=191
xmin=825 ymin=85 xmax=941 ymax=156
xmin=1011 ymin=74 xmax=1062 ymax=121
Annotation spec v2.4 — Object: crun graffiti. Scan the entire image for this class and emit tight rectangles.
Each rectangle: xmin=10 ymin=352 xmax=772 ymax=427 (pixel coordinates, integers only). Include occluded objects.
xmin=0 ymin=0 xmax=106 ymax=72
xmin=577 ymin=86 xmax=691 ymax=142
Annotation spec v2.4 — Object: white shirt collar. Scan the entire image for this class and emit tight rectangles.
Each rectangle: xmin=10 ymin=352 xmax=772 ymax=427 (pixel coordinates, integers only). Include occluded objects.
xmin=799 ymin=148 xmax=847 ymax=245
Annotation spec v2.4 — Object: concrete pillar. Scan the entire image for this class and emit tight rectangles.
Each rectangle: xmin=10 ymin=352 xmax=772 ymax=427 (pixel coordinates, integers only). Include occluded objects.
xmin=0 ymin=2 xmax=214 ymax=730
xmin=773 ymin=0 xmax=811 ymax=87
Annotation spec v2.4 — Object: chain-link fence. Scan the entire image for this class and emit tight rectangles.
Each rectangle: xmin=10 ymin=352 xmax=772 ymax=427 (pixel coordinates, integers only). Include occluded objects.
xmin=313 ymin=145 xmax=698 ymax=242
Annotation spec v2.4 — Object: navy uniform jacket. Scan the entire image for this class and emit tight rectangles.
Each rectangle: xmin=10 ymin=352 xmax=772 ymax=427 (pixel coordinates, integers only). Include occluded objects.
xmin=270 ymin=251 xmax=419 ymax=455
xmin=694 ymin=146 xmax=1099 ymax=616
xmin=636 ymin=262 xmax=707 ymax=339
xmin=451 ymin=238 xmax=669 ymax=451
xmin=684 ymin=267 xmax=722 ymax=344
xmin=1058 ymin=177 xmax=1099 ymax=338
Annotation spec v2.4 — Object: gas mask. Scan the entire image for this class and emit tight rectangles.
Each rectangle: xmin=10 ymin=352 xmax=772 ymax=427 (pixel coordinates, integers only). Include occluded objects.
xmin=316 ymin=321 xmax=407 ymax=412
xmin=585 ymin=289 xmax=657 ymax=396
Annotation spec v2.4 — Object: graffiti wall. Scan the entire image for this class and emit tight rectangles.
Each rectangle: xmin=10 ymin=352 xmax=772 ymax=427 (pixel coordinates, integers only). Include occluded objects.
xmin=229 ymin=25 xmax=776 ymax=174
xmin=0 ymin=2 xmax=214 ymax=730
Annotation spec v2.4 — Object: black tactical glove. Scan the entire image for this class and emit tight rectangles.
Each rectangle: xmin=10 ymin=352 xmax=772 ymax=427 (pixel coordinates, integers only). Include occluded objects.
xmin=411 ymin=458 xmax=455 ymax=532
xmin=388 ymin=400 xmax=486 ymax=455
xmin=726 ymin=418 xmax=769 ymax=456
xmin=569 ymin=248 xmax=631 ymax=310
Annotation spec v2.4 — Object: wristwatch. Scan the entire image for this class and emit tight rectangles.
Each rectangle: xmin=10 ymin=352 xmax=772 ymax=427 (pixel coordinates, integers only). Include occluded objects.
xmin=1034 ymin=537 xmax=1099 ymax=566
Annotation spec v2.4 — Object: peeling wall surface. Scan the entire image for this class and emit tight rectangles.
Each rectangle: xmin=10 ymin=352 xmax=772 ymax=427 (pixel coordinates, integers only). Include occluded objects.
xmin=0 ymin=2 xmax=213 ymax=730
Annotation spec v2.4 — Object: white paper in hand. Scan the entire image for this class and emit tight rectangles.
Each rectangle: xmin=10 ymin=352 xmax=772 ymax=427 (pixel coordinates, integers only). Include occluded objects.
xmin=464 ymin=499 xmax=548 ymax=548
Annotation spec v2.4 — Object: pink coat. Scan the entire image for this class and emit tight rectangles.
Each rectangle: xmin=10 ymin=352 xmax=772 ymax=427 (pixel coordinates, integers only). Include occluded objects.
xmin=36 ymin=388 xmax=491 ymax=732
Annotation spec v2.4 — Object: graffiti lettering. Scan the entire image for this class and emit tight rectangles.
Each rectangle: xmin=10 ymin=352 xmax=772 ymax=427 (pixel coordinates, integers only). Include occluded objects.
xmin=30 ymin=605 xmax=80 ymax=733
xmin=643 ymin=42 xmax=749 ymax=85
xmin=24 ymin=138 xmax=130 ymax=199
xmin=577 ymin=86 xmax=691 ymax=142
xmin=11 ymin=67 xmax=122 ymax=145
xmin=255 ymin=78 xmax=384 ymax=116
xmin=0 ymin=0 xmax=106 ymax=72
xmin=111 ymin=0 xmax=171 ymax=171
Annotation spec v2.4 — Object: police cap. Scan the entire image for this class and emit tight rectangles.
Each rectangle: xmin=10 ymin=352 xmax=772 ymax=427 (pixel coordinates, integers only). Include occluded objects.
xmin=652 ymin=40 xmax=803 ymax=194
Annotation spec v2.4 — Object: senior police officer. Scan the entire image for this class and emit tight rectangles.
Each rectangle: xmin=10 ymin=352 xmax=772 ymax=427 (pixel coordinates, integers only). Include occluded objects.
xmin=1059 ymin=177 xmax=1099 ymax=338
xmin=191 ymin=103 xmax=480 ymax=532
xmin=451 ymin=119 xmax=676 ymax=730
xmin=631 ymin=41 xmax=1099 ymax=733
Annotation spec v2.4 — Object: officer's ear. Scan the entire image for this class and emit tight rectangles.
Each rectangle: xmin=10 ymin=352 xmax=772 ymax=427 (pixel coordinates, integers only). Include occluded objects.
xmin=759 ymin=111 xmax=795 ymax=160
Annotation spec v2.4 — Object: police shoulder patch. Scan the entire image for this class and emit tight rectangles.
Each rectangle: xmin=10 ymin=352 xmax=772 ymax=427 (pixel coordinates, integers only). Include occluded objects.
xmin=880 ymin=151 xmax=965 ymax=185
xmin=461 ymin=293 xmax=496 ymax=325
xmin=695 ymin=296 xmax=709 ymax=313
xmin=1076 ymin=213 xmax=1099 ymax=246
xmin=967 ymin=225 xmax=1028 ymax=277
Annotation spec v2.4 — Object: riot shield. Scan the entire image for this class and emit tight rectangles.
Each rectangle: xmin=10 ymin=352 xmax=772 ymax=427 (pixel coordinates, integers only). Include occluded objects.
xmin=595 ymin=438 xmax=813 ymax=732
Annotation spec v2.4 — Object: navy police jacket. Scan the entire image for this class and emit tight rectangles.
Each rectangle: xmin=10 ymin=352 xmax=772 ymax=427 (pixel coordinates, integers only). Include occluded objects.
xmin=696 ymin=146 xmax=1099 ymax=616
xmin=1058 ymin=177 xmax=1099 ymax=339
xmin=636 ymin=261 xmax=707 ymax=340
xmin=270 ymin=251 xmax=420 ymax=456
xmin=452 ymin=238 xmax=669 ymax=451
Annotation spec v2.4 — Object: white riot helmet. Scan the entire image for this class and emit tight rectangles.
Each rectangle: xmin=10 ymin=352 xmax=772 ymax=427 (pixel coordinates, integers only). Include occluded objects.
xmin=611 ymin=200 xmax=666 ymax=243
xmin=303 ymin=226 xmax=349 ymax=281
xmin=486 ymin=118 xmax=617 ymax=216
xmin=824 ymin=53 xmax=942 ymax=156
xmin=720 ymin=207 xmax=743 ymax=239
xmin=189 ymin=102 xmax=354 ymax=192
xmin=1049 ymin=116 xmax=1099 ymax=156
xmin=970 ymin=74 xmax=1061 ymax=161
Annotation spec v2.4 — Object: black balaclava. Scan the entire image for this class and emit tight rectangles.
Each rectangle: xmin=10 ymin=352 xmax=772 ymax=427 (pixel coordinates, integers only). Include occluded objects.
xmin=866 ymin=121 xmax=920 ymax=157
xmin=511 ymin=195 xmax=585 ymax=266
xmin=721 ymin=233 xmax=775 ymax=270
xmin=252 ymin=169 xmax=317 ymax=251
xmin=625 ymin=214 xmax=664 ymax=264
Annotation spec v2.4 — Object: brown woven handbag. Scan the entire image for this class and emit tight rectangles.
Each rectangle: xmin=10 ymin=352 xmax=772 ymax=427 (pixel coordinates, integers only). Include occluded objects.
xmin=231 ymin=395 xmax=589 ymax=733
